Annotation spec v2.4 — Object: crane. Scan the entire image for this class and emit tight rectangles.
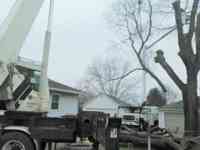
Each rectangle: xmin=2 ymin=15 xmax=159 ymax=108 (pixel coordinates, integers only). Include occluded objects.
xmin=0 ymin=0 xmax=45 ymax=63
xmin=0 ymin=0 xmax=53 ymax=112
xmin=0 ymin=1 xmax=121 ymax=150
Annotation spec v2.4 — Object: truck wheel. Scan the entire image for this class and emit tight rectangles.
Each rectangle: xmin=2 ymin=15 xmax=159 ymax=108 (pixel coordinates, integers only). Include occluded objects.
xmin=0 ymin=132 xmax=35 ymax=150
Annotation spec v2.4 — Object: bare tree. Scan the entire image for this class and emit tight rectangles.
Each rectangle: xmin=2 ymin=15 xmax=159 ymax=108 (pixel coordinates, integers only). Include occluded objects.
xmin=111 ymin=0 xmax=167 ymax=92
xmin=80 ymin=56 xmax=140 ymax=103
xmin=155 ymin=0 xmax=200 ymax=136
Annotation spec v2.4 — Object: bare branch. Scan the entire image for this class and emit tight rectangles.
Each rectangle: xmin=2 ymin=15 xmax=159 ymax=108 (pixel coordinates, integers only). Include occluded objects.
xmin=196 ymin=13 xmax=200 ymax=66
xmin=145 ymin=67 xmax=167 ymax=92
xmin=141 ymin=0 xmax=153 ymax=53
xmin=132 ymin=12 xmax=145 ymax=46
xmin=155 ymin=50 xmax=185 ymax=90
xmin=111 ymin=0 xmax=167 ymax=92
xmin=188 ymin=0 xmax=200 ymax=39
xmin=172 ymin=1 xmax=185 ymax=49
xmin=111 ymin=68 xmax=144 ymax=81
xmin=129 ymin=29 xmax=167 ymax=92
xmin=84 ymin=56 xmax=140 ymax=101
xmin=147 ymin=27 xmax=176 ymax=49
xmin=125 ymin=16 xmax=140 ymax=56
xmin=114 ymin=64 xmax=130 ymax=96
xmin=173 ymin=1 xmax=195 ymax=65
xmin=152 ymin=25 xmax=176 ymax=31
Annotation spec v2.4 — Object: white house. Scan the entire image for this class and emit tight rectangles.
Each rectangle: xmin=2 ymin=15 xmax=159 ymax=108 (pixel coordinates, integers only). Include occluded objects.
xmin=18 ymin=79 xmax=81 ymax=116
xmin=47 ymin=79 xmax=81 ymax=117
xmin=83 ymin=94 xmax=131 ymax=116
xmin=159 ymin=101 xmax=184 ymax=137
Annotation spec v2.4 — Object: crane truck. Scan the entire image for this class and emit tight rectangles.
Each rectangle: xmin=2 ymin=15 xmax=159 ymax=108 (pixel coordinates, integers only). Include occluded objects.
xmin=0 ymin=0 xmax=121 ymax=150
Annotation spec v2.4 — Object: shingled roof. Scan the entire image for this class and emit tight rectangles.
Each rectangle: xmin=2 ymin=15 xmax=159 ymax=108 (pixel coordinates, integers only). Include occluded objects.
xmin=48 ymin=79 xmax=80 ymax=95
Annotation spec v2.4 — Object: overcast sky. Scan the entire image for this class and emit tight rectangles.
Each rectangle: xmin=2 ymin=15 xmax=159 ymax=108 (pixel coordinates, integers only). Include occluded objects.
xmin=0 ymin=0 xmax=115 ymax=86
xmin=0 ymin=0 xmax=194 ymax=100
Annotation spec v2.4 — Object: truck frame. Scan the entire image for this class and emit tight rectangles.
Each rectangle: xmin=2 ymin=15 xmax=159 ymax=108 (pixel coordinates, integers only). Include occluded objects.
xmin=0 ymin=110 xmax=121 ymax=150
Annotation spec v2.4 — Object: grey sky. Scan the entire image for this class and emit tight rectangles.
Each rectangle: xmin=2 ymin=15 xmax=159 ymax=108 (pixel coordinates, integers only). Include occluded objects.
xmin=0 ymin=0 xmax=194 ymax=99
xmin=0 ymin=0 xmax=114 ymax=87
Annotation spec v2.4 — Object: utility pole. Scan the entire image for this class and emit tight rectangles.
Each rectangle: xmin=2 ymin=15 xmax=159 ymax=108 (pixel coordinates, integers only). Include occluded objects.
xmin=147 ymin=108 xmax=152 ymax=150
xmin=142 ymin=48 xmax=147 ymax=101
xmin=142 ymin=48 xmax=152 ymax=150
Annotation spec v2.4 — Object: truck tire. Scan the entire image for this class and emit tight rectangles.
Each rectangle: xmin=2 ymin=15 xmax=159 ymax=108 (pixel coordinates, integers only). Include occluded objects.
xmin=0 ymin=132 xmax=35 ymax=150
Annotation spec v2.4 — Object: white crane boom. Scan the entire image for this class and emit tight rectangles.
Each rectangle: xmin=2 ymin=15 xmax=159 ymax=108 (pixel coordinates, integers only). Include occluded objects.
xmin=0 ymin=0 xmax=54 ymax=112
xmin=39 ymin=0 xmax=54 ymax=111
xmin=0 ymin=0 xmax=45 ymax=63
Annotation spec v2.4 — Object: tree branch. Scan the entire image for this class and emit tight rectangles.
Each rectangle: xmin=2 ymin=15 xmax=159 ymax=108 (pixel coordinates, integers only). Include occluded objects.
xmin=172 ymin=1 xmax=185 ymax=49
xmin=129 ymin=34 xmax=167 ymax=92
xmin=111 ymin=68 xmax=144 ymax=81
xmin=119 ymin=0 xmax=167 ymax=92
xmin=120 ymin=130 xmax=183 ymax=150
xmin=140 ymin=0 xmax=152 ymax=55
xmin=155 ymin=50 xmax=185 ymax=90
xmin=90 ymin=66 xmax=108 ymax=95
xmin=173 ymin=0 xmax=195 ymax=66
xmin=144 ymin=66 xmax=167 ymax=92
xmin=114 ymin=64 xmax=131 ymax=96
xmin=132 ymin=12 xmax=145 ymax=47
xmin=196 ymin=13 xmax=200 ymax=67
xmin=188 ymin=0 xmax=200 ymax=39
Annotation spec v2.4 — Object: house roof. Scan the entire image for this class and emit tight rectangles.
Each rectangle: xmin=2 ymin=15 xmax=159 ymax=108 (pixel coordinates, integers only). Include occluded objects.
xmin=48 ymin=79 xmax=80 ymax=95
xmin=84 ymin=94 xmax=132 ymax=107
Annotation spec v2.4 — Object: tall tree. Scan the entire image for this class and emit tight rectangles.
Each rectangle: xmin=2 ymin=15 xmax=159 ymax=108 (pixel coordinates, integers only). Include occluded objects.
xmin=155 ymin=0 xmax=200 ymax=136
xmin=80 ymin=56 xmax=140 ymax=103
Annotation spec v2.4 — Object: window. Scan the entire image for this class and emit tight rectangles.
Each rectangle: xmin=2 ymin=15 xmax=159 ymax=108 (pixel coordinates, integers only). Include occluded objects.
xmin=123 ymin=115 xmax=135 ymax=121
xmin=51 ymin=95 xmax=60 ymax=109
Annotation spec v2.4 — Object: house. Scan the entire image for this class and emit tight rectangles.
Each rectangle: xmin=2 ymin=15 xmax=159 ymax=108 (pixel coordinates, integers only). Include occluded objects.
xmin=82 ymin=94 xmax=132 ymax=116
xmin=47 ymin=79 xmax=81 ymax=117
xmin=18 ymin=79 xmax=81 ymax=116
xmin=159 ymin=101 xmax=184 ymax=137
xmin=14 ymin=58 xmax=81 ymax=116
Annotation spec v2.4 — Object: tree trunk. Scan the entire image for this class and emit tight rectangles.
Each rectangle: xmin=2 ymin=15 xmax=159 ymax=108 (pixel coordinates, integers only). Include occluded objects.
xmin=119 ymin=130 xmax=183 ymax=150
xmin=183 ymin=68 xmax=199 ymax=136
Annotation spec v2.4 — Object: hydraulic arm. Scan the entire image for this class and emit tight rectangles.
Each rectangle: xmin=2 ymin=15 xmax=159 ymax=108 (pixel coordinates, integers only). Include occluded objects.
xmin=0 ymin=0 xmax=51 ymax=112
xmin=0 ymin=0 xmax=45 ymax=63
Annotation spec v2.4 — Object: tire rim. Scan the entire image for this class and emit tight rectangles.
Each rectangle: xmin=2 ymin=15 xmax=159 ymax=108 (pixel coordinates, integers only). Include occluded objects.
xmin=2 ymin=140 xmax=25 ymax=150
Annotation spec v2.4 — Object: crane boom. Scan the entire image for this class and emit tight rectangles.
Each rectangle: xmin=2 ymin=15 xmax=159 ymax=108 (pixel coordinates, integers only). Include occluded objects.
xmin=0 ymin=0 xmax=45 ymax=63
xmin=39 ymin=0 xmax=54 ymax=111
xmin=0 ymin=0 xmax=54 ymax=112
